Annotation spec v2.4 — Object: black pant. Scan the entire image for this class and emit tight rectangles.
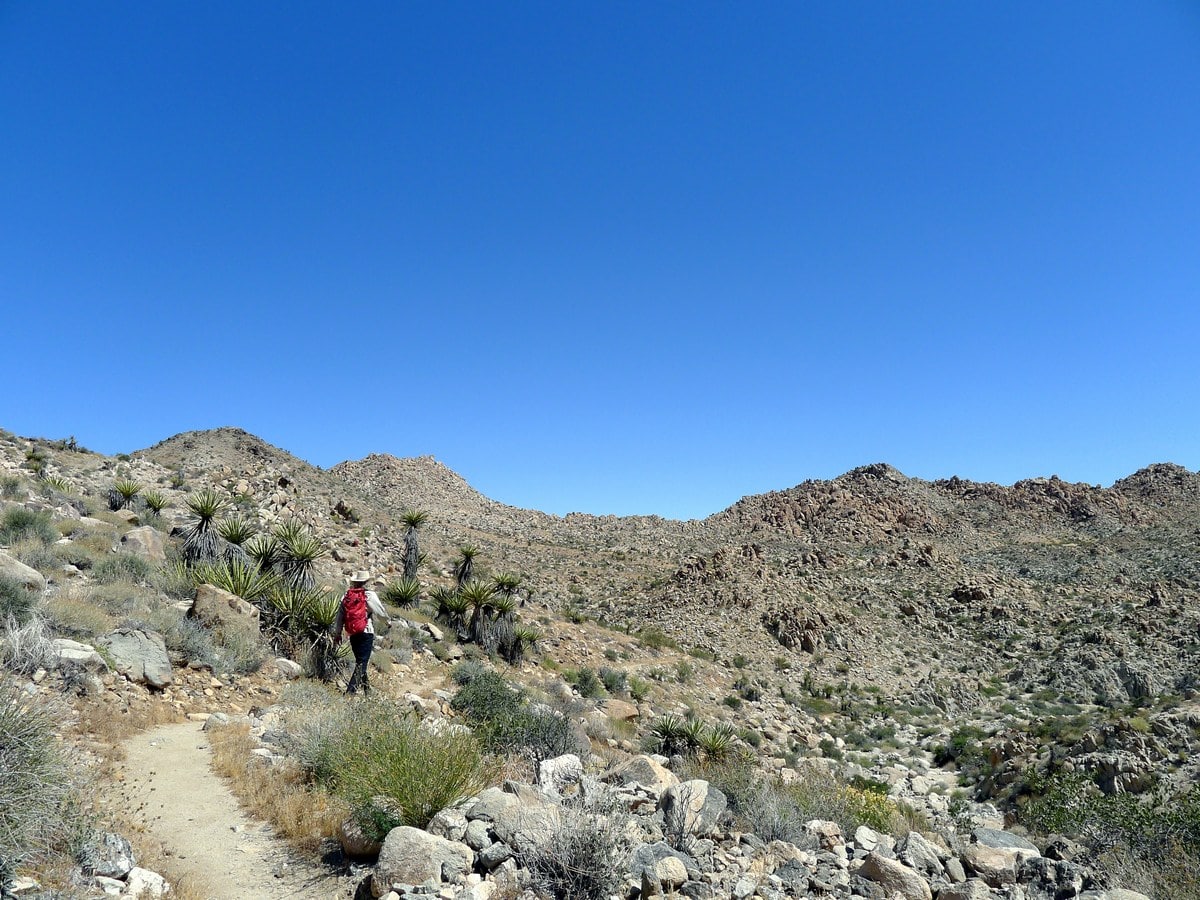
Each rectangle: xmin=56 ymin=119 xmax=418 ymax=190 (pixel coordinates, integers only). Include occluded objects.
xmin=346 ymin=632 xmax=374 ymax=694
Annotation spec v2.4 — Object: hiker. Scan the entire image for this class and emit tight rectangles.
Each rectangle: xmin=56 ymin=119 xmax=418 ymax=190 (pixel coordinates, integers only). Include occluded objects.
xmin=332 ymin=569 xmax=391 ymax=694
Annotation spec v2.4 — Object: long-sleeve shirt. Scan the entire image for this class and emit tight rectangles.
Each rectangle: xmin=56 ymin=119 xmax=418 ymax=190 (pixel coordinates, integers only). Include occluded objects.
xmin=332 ymin=589 xmax=388 ymax=636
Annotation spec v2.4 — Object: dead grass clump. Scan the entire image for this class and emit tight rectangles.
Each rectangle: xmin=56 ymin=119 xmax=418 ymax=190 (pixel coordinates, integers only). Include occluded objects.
xmin=45 ymin=590 xmax=115 ymax=640
xmin=74 ymin=698 xmax=183 ymax=758
xmin=207 ymin=724 xmax=347 ymax=852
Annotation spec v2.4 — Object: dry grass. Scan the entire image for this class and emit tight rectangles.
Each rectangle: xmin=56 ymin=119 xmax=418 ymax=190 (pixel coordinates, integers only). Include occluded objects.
xmin=44 ymin=589 xmax=116 ymax=639
xmin=207 ymin=723 xmax=348 ymax=852
xmin=73 ymin=698 xmax=184 ymax=768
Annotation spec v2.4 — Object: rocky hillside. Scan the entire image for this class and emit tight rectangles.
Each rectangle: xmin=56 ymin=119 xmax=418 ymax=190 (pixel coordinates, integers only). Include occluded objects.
xmin=2 ymin=424 xmax=1199 ymax=898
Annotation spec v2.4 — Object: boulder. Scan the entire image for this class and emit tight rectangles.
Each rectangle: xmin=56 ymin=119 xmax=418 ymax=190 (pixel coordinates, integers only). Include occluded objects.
xmin=936 ymin=881 xmax=993 ymax=900
xmin=371 ymin=826 xmax=473 ymax=896
xmin=961 ymin=843 xmax=1018 ymax=887
xmin=0 ymin=550 xmax=46 ymax=593
xmin=100 ymin=629 xmax=172 ymax=688
xmin=898 ymin=831 xmax=946 ymax=876
xmin=538 ymin=754 xmax=584 ymax=796
xmin=660 ymin=780 xmax=727 ymax=839
xmin=857 ymin=851 xmax=932 ymax=900
xmin=53 ymin=639 xmax=108 ymax=672
xmin=79 ymin=832 xmax=136 ymax=879
xmin=604 ymin=754 xmax=679 ymax=793
xmin=339 ymin=818 xmax=382 ymax=860
xmin=119 ymin=526 xmax=167 ymax=564
xmin=121 ymin=867 xmax=169 ymax=898
xmin=804 ymin=819 xmax=845 ymax=850
xmin=470 ymin=786 xmax=560 ymax=855
xmin=427 ymin=808 xmax=469 ymax=842
xmin=191 ymin=583 xmax=261 ymax=640
xmin=601 ymin=699 xmax=639 ymax=721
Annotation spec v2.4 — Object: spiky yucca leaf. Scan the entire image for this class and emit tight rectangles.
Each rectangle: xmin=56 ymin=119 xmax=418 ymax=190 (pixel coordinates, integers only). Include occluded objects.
xmin=114 ymin=479 xmax=142 ymax=508
xmin=182 ymin=489 xmax=228 ymax=565
xmin=276 ymin=526 xmax=326 ymax=590
xmin=401 ymin=509 xmax=428 ymax=529
xmin=381 ymin=577 xmax=421 ymax=609
xmin=217 ymin=515 xmax=257 ymax=546
xmin=434 ymin=591 xmax=470 ymax=631
xmin=141 ymin=490 xmax=168 ymax=514
xmin=245 ymin=535 xmax=281 ymax=570
xmin=193 ymin=557 xmax=279 ymax=601
xmin=492 ymin=572 xmax=521 ymax=596
xmin=452 ymin=545 xmax=478 ymax=587
xmin=698 ymin=722 xmax=737 ymax=760
xmin=649 ymin=715 xmax=691 ymax=757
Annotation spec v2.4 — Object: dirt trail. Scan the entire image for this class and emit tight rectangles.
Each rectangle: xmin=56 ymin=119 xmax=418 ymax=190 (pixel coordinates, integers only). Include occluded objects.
xmin=115 ymin=722 xmax=349 ymax=900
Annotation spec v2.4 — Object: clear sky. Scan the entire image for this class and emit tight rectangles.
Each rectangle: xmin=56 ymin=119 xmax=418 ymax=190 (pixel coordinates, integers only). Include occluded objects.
xmin=2 ymin=3 xmax=1198 ymax=519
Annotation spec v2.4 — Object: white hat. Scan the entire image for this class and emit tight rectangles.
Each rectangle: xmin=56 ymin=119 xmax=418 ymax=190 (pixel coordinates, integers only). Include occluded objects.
xmin=350 ymin=570 xmax=370 ymax=584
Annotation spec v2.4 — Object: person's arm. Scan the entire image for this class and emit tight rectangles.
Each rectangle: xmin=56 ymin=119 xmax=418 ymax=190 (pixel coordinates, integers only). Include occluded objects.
xmin=366 ymin=590 xmax=391 ymax=625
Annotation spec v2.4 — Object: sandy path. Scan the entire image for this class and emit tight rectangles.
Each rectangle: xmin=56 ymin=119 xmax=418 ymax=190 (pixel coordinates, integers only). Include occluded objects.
xmin=115 ymin=722 xmax=349 ymax=900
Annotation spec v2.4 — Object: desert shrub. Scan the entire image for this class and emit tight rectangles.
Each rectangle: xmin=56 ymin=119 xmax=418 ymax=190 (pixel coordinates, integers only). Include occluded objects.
xmin=0 ymin=477 xmax=21 ymax=499
xmin=452 ymin=671 xmax=583 ymax=765
xmin=1022 ymin=771 xmax=1200 ymax=872
xmin=214 ymin=626 xmax=268 ymax=675
xmin=0 ymin=681 xmax=89 ymax=884
xmin=637 ymin=626 xmax=676 ymax=650
xmin=18 ymin=540 xmax=99 ymax=575
xmin=598 ymin=666 xmax=627 ymax=695
xmin=143 ymin=609 xmax=216 ymax=668
xmin=628 ymin=676 xmax=651 ymax=702
xmin=451 ymin=659 xmax=491 ymax=686
xmin=689 ymin=755 xmax=916 ymax=842
xmin=0 ymin=508 xmax=56 ymax=546
xmin=260 ymin=585 xmax=342 ymax=681
xmin=0 ymin=615 xmax=57 ymax=676
xmin=569 ymin=667 xmax=605 ymax=699
xmin=153 ymin=553 xmax=195 ymax=602
xmin=296 ymin=698 xmax=495 ymax=838
xmin=0 ymin=576 xmax=36 ymax=627
xmin=92 ymin=552 xmax=154 ymax=585
xmin=44 ymin=592 xmax=114 ymax=640
xmin=519 ymin=796 xmax=634 ymax=900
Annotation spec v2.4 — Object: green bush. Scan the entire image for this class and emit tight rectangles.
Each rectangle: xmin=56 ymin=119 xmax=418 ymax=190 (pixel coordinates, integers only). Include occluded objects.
xmin=598 ymin=666 xmax=627 ymax=695
xmin=569 ymin=667 xmax=605 ymax=699
xmin=0 ymin=508 xmax=56 ymax=546
xmin=452 ymin=671 xmax=583 ymax=765
xmin=92 ymin=552 xmax=154 ymax=585
xmin=0 ymin=576 xmax=36 ymax=626
xmin=296 ymin=698 xmax=495 ymax=838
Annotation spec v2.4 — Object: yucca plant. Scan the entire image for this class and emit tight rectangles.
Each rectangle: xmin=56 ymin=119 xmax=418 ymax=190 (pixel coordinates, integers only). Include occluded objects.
xmin=381 ymin=576 xmax=421 ymax=609
xmin=460 ymin=580 xmax=496 ymax=643
xmin=400 ymin=509 xmax=428 ymax=580
xmin=649 ymin=715 xmax=692 ymax=758
xmin=503 ymin=624 xmax=542 ymax=664
xmin=113 ymin=479 xmax=142 ymax=509
xmin=681 ymin=715 xmax=707 ymax=751
xmin=245 ymin=534 xmax=281 ymax=571
xmin=432 ymin=588 xmax=470 ymax=632
xmin=39 ymin=475 xmax=71 ymax=494
xmin=273 ymin=523 xmax=326 ymax=590
xmin=193 ymin=557 xmax=279 ymax=602
xmin=141 ymin=489 xmax=168 ymax=515
xmin=452 ymin=545 xmax=478 ymax=588
xmin=182 ymin=489 xmax=228 ymax=565
xmin=262 ymin=584 xmax=345 ymax=681
xmin=698 ymin=722 xmax=737 ymax=760
xmin=492 ymin=572 xmax=522 ymax=598
xmin=217 ymin=514 xmax=257 ymax=547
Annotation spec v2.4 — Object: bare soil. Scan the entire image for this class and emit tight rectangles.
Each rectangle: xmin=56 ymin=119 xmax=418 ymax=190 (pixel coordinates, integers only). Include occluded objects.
xmin=114 ymin=722 xmax=352 ymax=900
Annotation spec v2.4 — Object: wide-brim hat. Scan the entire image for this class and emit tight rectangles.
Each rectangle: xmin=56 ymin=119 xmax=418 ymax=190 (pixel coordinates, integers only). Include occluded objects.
xmin=349 ymin=569 xmax=370 ymax=584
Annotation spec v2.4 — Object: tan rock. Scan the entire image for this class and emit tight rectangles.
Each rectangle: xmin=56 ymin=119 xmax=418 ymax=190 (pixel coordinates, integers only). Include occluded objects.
xmin=191 ymin=583 xmax=261 ymax=639
xmin=857 ymin=850 xmax=932 ymax=900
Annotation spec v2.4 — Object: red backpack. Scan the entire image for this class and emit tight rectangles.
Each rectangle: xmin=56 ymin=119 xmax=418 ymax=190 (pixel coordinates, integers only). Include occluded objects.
xmin=343 ymin=587 xmax=368 ymax=636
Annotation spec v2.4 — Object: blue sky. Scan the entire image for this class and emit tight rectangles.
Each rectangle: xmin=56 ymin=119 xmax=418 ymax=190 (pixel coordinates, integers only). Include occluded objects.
xmin=2 ymin=3 xmax=1198 ymax=519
